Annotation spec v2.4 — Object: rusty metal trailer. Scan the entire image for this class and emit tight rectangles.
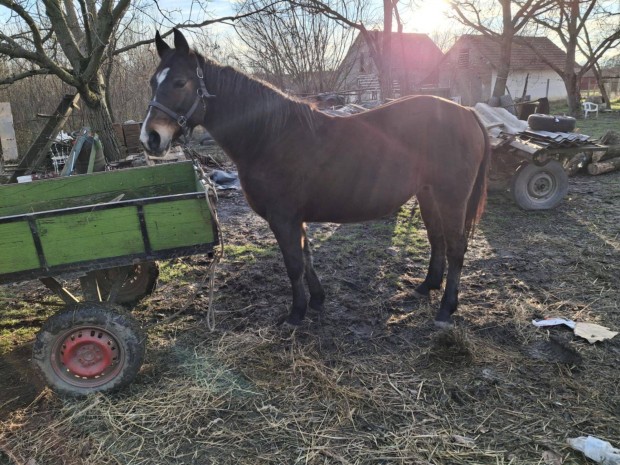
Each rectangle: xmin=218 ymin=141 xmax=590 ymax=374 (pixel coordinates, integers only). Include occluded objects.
xmin=490 ymin=130 xmax=609 ymax=210
xmin=0 ymin=161 xmax=218 ymax=396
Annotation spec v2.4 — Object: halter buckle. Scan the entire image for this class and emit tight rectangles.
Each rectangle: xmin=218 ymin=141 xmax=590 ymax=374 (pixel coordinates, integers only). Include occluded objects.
xmin=177 ymin=115 xmax=188 ymax=127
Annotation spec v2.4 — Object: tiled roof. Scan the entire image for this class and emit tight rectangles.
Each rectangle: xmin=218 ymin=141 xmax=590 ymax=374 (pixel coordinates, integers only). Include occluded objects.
xmin=459 ymin=35 xmax=569 ymax=71
xmin=367 ymin=31 xmax=444 ymax=70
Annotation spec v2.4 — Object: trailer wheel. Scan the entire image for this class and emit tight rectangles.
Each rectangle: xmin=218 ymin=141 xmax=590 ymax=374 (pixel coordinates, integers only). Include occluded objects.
xmin=96 ymin=262 xmax=159 ymax=306
xmin=32 ymin=302 xmax=146 ymax=397
xmin=510 ymin=160 xmax=569 ymax=210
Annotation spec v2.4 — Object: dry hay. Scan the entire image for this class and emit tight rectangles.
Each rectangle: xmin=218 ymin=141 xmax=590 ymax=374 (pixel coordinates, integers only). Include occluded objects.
xmin=2 ymin=316 xmax=618 ymax=465
xmin=1 ymin=170 xmax=620 ymax=464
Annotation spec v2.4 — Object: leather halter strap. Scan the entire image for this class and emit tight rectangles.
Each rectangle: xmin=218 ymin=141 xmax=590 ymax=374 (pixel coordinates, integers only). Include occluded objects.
xmin=148 ymin=57 xmax=215 ymax=130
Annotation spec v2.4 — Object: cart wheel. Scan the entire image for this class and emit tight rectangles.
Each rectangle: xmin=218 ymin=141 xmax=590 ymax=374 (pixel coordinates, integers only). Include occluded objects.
xmin=32 ymin=302 xmax=146 ymax=397
xmin=96 ymin=262 xmax=159 ymax=306
xmin=510 ymin=160 xmax=569 ymax=210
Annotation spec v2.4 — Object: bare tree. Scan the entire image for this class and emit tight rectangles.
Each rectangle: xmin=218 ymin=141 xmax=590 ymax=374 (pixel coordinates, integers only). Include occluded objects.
xmin=450 ymin=0 xmax=555 ymax=98
xmin=527 ymin=0 xmax=620 ymax=115
xmin=288 ymin=0 xmax=404 ymax=99
xmin=0 ymin=0 xmax=133 ymax=160
xmin=234 ymin=1 xmax=359 ymax=94
xmin=0 ymin=0 xmax=276 ymax=161
xmin=575 ymin=1 xmax=620 ymax=105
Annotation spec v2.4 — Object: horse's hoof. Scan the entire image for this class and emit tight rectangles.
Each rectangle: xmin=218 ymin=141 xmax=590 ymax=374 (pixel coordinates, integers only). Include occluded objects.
xmin=309 ymin=301 xmax=324 ymax=313
xmin=434 ymin=319 xmax=454 ymax=330
xmin=413 ymin=290 xmax=430 ymax=300
xmin=278 ymin=314 xmax=303 ymax=327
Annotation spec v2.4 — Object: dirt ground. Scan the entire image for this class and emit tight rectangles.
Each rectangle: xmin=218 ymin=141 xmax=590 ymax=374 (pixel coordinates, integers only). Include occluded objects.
xmin=0 ymin=164 xmax=619 ymax=464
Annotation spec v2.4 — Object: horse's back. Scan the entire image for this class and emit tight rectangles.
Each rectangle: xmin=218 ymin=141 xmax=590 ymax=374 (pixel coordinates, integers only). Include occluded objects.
xmin=296 ymin=96 xmax=485 ymax=223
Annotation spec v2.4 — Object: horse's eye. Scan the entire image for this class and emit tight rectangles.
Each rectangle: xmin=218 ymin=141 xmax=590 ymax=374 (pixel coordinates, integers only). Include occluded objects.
xmin=173 ymin=80 xmax=187 ymax=88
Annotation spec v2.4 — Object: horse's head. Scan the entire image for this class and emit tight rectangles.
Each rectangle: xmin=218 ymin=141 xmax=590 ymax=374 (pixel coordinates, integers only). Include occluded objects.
xmin=140 ymin=29 xmax=213 ymax=156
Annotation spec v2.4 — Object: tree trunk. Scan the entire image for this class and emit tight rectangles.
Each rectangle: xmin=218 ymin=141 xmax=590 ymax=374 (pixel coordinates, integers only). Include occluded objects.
xmin=592 ymin=63 xmax=611 ymax=107
xmin=564 ymin=73 xmax=581 ymax=117
xmin=493 ymin=56 xmax=511 ymax=98
xmin=80 ymin=72 xmax=124 ymax=162
xmin=587 ymin=156 xmax=620 ymax=175
xmin=380 ymin=0 xmax=393 ymax=100
xmin=86 ymin=96 xmax=123 ymax=162
xmin=492 ymin=0 xmax=513 ymax=99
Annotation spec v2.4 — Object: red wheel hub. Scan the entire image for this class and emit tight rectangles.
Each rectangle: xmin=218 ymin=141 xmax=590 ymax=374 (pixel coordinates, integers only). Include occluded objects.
xmin=57 ymin=328 xmax=119 ymax=379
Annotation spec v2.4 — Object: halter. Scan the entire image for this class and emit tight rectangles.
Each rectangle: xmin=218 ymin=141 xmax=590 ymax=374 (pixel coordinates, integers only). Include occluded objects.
xmin=148 ymin=56 xmax=216 ymax=135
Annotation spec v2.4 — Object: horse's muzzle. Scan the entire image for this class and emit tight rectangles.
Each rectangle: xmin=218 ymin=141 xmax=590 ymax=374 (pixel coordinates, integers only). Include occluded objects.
xmin=140 ymin=126 xmax=172 ymax=156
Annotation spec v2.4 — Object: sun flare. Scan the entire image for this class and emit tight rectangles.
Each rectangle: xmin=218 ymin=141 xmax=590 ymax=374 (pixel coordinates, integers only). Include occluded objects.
xmin=400 ymin=0 xmax=451 ymax=34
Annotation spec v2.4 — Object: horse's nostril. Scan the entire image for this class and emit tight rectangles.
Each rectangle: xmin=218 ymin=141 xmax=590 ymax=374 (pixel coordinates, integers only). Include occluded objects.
xmin=148 ymin=131 xmax=161 ymax=151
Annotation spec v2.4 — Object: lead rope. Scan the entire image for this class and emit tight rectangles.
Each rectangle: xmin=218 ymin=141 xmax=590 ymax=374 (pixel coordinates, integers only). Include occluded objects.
xmin=196 ymin=154 xmax=224 ymax=332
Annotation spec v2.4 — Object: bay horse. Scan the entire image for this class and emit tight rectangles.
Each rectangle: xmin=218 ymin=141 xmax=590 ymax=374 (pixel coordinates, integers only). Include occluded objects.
xmin=140 ymin=29 xmax=490 ymax=328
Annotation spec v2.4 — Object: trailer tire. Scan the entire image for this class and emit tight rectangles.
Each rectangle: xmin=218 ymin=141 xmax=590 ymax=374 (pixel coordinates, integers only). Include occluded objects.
xmin=510 ymin=160 xmax=569 ymax=210
xmin=33 ymin=303 xmax=146 ymax=397
xmin=527 ymin=114 xmax=576 ymax=132
xmin=96 ymin=262 xmax=159 ymax=306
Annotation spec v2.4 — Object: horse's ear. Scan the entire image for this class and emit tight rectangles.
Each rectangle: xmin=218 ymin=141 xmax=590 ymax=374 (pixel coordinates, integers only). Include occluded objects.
xmin=173 ymin=28 xmax=190 ymax=54
xmin=155 ymin=31 xmax=170 ymax=59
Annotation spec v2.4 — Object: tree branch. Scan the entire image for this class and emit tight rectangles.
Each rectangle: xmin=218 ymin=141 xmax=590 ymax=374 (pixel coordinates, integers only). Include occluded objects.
xmin=112 ymin=3 xmax=286 ymax=56
xmin=41 ymin=0 xmax=85 ymax=66
xmin=0 ymin=67 xmax=52 ymax=86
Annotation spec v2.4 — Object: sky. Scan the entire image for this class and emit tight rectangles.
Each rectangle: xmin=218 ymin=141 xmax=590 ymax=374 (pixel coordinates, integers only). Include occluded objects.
xmin=153 ymin=0 xmax=453 ymax=35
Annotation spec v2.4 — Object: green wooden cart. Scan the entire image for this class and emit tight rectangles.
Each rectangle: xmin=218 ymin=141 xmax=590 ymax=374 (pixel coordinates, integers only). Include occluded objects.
xmin=0 ymin=161 xmax=219 ymax=396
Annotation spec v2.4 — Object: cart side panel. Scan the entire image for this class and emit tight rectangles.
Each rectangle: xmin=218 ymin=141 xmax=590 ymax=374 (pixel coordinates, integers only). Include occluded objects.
xmin=0 ymin=162 xmax=197 ymax=217
xmin=144 ymin=198 xmax=215 ymax=251
xmin=0 ymin=220 xmax=40 ymax=274
xmin=38 ymin=207 xmax=145 ymax=266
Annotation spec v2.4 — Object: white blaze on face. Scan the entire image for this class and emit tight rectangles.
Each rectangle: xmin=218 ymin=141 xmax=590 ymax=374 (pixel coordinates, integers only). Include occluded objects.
xmin=156 ymin=68 xmax=170 ymax=86
xmin=140 ymin=67 xmax=176 ymax=152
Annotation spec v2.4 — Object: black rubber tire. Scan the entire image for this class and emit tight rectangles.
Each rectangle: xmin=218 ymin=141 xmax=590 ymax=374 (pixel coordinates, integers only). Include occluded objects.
xmin=95 ymin=262 xmax=159 ymax=306
xmin=32 ymin=302 xmax=146 ymax=397
xmin=510 ymin=160 xmax=569 ymax=210
xmin=527 ymin=114 xmax=576 ymax=132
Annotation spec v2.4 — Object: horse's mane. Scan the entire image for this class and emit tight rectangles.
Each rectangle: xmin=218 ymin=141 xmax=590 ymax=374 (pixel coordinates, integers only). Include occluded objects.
xmin=196 ymin=52 xmax=320 ymax=139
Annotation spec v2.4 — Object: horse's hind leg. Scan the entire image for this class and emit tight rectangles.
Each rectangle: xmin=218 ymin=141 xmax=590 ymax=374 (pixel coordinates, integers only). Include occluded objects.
xmin=269 ymin=218 xmax=307 ymax=325
xmin=434 ymin=206 xmax=468 ymax=328
xmin=415 ymin=187 xmax=446 ymax=297
xmin=302 ymin=224 xmax=325 ymax=311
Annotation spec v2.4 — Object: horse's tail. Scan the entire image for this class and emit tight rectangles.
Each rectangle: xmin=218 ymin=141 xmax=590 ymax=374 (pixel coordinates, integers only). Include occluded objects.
xmin=464 ymin=110 xmax=491 ymax=240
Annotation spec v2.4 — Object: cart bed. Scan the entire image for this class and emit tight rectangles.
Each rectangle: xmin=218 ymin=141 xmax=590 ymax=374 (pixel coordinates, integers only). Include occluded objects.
xmin=0 ymin=161 xmax=218 ymax=283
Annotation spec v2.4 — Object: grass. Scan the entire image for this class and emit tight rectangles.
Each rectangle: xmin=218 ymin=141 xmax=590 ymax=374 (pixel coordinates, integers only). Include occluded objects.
xmin=224 ymin=243 xmax=278 ymax=262
xmin=549 ymin=98 xmax=620 ymax=139
xmin=0 ymin=290 xmax=56 ymax=355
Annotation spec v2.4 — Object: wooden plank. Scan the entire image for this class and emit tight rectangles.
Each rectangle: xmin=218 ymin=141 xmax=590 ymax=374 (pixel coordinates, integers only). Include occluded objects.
xmin=0 ymin=162 xmax=197 ymax=217
xmin=38 ymin=207 xmax=145 ymax=267
xmin=0 ymin=220 xmax=40 ymax=274
xmin=508 ymin=138 xmax=541 ymax=156
xmin=0 ymin=102 xmax=19 ymax=161
xmin=144 ymin=198 xmax=215 ymax=251
xmin=9 ymin=94 xmax=80 ymax=181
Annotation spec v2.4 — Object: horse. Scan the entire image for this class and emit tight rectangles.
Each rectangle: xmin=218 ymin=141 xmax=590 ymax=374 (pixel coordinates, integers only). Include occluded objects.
xmin=140 ymin=29 xmax=490 ymax=328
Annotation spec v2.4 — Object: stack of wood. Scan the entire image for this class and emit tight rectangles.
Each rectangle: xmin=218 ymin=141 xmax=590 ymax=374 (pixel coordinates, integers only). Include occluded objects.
xmin=112 ymin=121 xmax=144 ymax=157
xmin=587 ymin=130 xmax=620 ymax=176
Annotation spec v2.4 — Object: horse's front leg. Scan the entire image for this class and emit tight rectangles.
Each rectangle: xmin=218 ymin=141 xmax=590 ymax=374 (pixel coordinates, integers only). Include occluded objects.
xmin=270 ymin=218 xmax=307 ymax=325
xmin=302 ymin=223 xmax=325 ymax=311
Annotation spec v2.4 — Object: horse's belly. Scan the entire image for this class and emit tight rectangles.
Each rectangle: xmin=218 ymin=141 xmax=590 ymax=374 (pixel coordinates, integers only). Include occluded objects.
xmin=304 ymin=184 xmax=416 ymax=223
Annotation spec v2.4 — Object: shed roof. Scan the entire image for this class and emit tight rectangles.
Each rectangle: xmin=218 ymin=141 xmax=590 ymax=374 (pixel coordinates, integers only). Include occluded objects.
xmin=348 ymin=31 xmax=444 ymax=71
xmin=456 ymin=35 xmax=569 ymax=71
